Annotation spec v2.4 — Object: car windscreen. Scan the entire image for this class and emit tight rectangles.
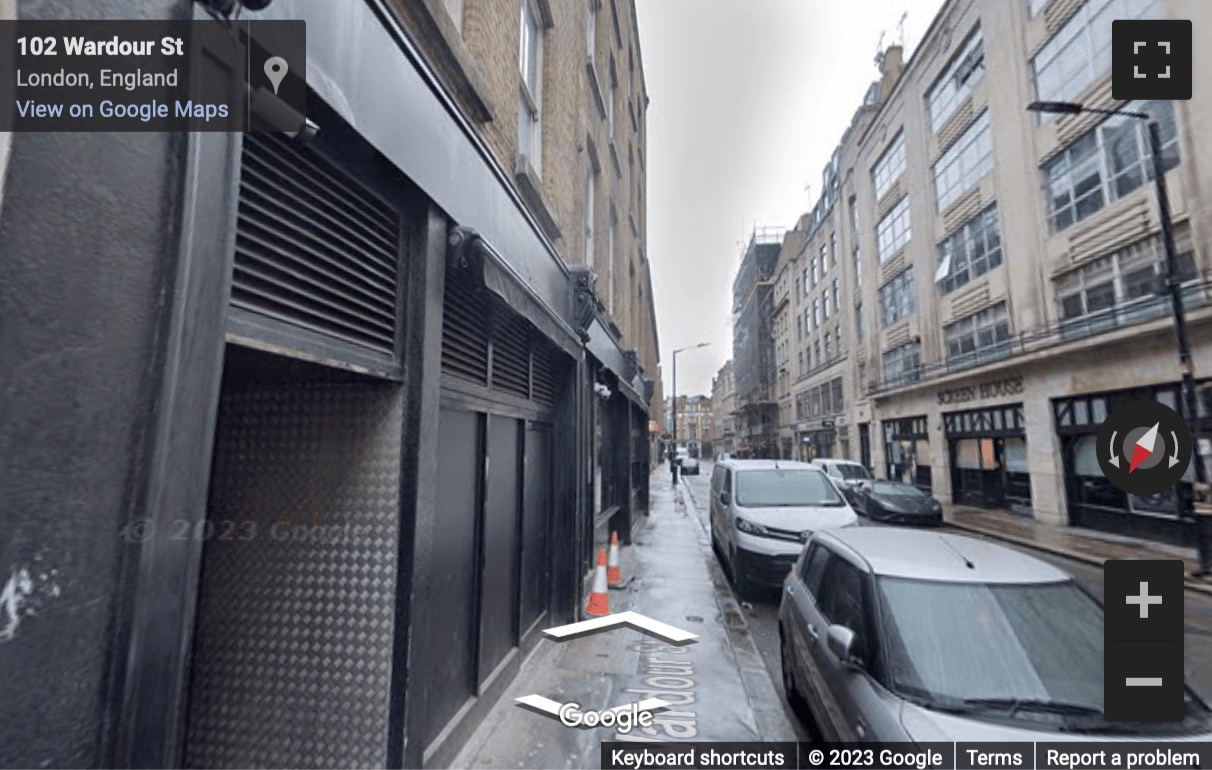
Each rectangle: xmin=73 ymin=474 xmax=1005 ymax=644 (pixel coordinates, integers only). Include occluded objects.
xmin=734 ymin=469 xmax=844 ymax=507
xmin=837 ymin=465 xmax=872 ymax=480
xmin=876 ymin=577 xmax=1103 ymax=714
xmin=872 ymin=482 xmax=922 ymax=497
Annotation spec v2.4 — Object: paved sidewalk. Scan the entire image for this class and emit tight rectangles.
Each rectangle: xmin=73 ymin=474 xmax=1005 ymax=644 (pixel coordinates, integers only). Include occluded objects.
xmin=944 ymin=505 xmax=1212 ymax=596
xmin=451 ymin=470 xmax=797 ymax=770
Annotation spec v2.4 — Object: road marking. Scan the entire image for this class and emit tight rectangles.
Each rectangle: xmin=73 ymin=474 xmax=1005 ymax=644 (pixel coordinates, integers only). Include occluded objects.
xmin=543 ymin=610 xmax=698 ymax=645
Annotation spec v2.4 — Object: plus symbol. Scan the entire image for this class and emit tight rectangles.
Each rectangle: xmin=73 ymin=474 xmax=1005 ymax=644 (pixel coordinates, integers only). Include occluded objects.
xmin=1126 ymin=581 xmax=1163 ymax=619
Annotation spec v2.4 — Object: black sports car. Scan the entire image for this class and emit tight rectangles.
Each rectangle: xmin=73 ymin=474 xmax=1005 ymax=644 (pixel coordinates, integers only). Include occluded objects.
xmin=852 ymin=480 xmax=943 ymax=525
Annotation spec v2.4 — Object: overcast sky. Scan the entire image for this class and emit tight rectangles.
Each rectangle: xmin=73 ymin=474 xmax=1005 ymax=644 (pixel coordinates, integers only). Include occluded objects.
xmin=635 ymin=0 xmax=945 ymax=402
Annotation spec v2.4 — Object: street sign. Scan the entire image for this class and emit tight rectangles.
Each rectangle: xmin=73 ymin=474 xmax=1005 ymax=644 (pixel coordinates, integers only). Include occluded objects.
xmin=649 ymin=420 xmax=660 ymax=434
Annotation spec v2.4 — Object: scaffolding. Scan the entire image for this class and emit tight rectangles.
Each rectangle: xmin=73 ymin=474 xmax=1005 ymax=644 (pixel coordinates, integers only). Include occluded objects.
xmin=730 ymin=230 xmax=783 ymax=457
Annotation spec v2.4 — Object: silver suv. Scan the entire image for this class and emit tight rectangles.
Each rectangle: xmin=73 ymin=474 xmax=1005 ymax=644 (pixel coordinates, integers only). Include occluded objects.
xmin=810 ymin=459 xmax=873 ymax=503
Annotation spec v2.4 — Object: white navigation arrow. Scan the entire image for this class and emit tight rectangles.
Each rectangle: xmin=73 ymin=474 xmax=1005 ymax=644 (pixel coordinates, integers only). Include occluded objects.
xmin=543 ymin=610 xmax=699 ymax=645
xmin=1170 ymin=430 xmax=1181 ymax=468
xmin=1108 ymin=430 xmax=1120 ymax=468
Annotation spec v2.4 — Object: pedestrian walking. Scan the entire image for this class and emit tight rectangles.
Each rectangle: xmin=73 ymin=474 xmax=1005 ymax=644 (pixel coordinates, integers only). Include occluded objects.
xmin=1189 ymin=481 xmax=1212 ymax=579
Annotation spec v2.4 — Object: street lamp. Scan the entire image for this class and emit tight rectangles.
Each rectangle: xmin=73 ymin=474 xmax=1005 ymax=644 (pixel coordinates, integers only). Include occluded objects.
xmin=671 ymin=342 xmax=711 ymax=486
xmin=1028 ymin=100 xmax=1210 ymax=571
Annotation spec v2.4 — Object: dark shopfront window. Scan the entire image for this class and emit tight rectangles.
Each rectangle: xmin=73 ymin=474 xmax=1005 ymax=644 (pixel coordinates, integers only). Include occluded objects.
xmin=944 ymin=404 xmax=1031 ymax=514
xmin=883 ymin=416 xmax=932 ymax=491
xmin=804 ymin=430 xmax=837 ymax=461
xmin=1055 ymin=381 xmax=1212 ymax=544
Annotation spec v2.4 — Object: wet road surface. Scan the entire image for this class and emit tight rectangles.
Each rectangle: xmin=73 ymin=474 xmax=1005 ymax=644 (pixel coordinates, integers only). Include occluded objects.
xmin=681 ymin=460 xmax=1212 ymax=736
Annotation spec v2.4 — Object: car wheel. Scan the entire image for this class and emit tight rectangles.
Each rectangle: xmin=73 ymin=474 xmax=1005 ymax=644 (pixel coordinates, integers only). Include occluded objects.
xmin=731 ymin=546 xmax=752 ymax=600
xmin=779 ymin=628 xmax=802 ymax=706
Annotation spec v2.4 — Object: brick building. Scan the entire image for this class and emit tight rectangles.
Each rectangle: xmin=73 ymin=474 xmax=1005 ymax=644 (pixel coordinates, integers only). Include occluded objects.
xmin=0 ymin=0 xmax=659 ymax=767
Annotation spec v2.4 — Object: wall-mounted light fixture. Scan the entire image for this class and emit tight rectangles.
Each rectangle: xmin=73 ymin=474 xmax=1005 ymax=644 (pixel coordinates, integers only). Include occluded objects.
xmin=594 ymin=383 xmax=612 ymax=400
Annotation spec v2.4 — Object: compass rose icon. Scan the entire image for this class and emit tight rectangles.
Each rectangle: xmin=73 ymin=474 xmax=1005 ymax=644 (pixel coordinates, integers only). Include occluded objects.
xmin=1098 ymin=400 xmax=1193 ymax=496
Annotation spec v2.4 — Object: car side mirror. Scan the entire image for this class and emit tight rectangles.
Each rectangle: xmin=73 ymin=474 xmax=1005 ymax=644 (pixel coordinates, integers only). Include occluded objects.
xmin=719 ymin=491 xmax=730 ymax=505
xmin=826 ymin=624 xmax=861 ymax=669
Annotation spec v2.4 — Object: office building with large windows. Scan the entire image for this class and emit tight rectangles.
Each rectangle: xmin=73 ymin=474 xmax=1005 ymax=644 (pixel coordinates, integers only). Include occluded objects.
xmin=810 ymin=0 xmax=1212 ymax=543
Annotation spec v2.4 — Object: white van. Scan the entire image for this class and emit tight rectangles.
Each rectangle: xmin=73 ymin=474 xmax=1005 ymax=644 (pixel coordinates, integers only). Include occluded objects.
xmin=709 ymin=459 xmax=857 ymax=598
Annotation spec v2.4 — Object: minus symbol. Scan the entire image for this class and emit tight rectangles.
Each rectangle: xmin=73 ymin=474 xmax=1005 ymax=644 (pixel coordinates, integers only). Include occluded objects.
xmin=1125 ymin=677 xmax=1163 ymax=686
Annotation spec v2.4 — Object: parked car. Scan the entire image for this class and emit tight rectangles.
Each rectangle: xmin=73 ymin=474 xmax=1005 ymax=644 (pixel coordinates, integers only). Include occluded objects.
xmin=709 ymin=459 xmax=858 ymax=599
xmin=779 ymin=528 xmax=1212 ymax=742
xmin=811 ymin=459 xmax=874 ymax=503
xmin=851 ymin=479 xmax=943 ymax=525
xmin=675 ymin=447 xmax=689 ymax=466
xmin=681 ymin=456 xmax=701 ymax=475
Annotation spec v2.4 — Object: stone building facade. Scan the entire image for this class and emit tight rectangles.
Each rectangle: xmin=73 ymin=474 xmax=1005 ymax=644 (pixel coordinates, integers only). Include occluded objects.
xmin=772 ymin=0 xmax=1212 ymax=543
xmin=711 ymin=360 xmax=737 ymax=457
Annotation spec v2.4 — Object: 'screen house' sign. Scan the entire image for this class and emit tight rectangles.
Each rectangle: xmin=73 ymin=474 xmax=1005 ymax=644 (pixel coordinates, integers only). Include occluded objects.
xmin=937 ymin=375 xmax=1024 ymax=406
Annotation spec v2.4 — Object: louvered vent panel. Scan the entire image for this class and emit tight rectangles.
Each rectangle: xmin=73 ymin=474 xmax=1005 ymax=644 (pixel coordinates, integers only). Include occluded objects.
xmin=491 ymin=312 xmax=532 ymax=399
xmin=441 ymin=274 xmax=489 ymax=384
xmin=531 ymin=344 xmax=556 ymax=406
xmin=233 ymin=133 xmax=401 ymax=354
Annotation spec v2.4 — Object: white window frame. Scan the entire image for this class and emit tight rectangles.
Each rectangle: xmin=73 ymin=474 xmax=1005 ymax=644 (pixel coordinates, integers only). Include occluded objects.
xmin=1032 ymin=0 xmax=1163 ymax=111
xmin=1056 ymin=224 xmax=1197 ymax=324
xmin=585 ymin=167 xmax=596 ymax=265
xmin=878 ymin=267 xmax=916 ymax=327
xmin=607 ymin=77 xmax=615 ymax=141
xmin=519 ymin=0 xmax=544 ymax=175
xmin=608 ymin=218 xmax=616 ymax=313
xmin=944 ymin=302 xmax=1011 ymax=366
xmin=937 ymin=203 xmax=1003 ymax=294
xmin=882 ymin=342 xmax=922 ymax=385
xmin=871 ymin=132 xmax=906 ymax=201
xmin=1043 ymin=100 xmax=1180 ymax=232
xmin=586 ymin=0 xmax=597 ymax=66
xmin=444 ymin=0 xmax=464 ymax=32
xmin=933 ymin=110 xmax=993 ymax=211
xmin=876 ymin=197 xmax=911 ymax=263
xmin=925 ymin=26 xmax=985 ymax=133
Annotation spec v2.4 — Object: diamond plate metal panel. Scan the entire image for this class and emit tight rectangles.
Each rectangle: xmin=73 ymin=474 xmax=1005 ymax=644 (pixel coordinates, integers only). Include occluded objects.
xmin=184 ymin=376 xmax=403 ymax=769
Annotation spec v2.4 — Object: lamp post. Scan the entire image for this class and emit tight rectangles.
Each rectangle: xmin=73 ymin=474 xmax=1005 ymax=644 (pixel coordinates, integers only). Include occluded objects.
xmin=671 ymin=342 xmax=711 ymax=487
xmin=1028 ymin=100 xmax=1210 ymax=572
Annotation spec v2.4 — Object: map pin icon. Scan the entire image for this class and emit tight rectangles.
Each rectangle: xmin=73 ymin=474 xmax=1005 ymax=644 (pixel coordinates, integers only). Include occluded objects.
xmin=265 ymin=56 xmax=288 ymax=95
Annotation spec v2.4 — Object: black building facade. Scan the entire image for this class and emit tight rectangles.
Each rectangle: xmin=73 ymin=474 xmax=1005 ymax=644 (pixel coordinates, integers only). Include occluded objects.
xmin=0 ymin=1 xmax=651 ymax=768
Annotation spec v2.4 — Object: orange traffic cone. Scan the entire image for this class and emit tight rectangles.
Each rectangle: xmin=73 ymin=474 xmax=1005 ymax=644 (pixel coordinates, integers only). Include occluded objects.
xmin=585 ymin=548 xmax=611 ymax=617
xmin=607 ymin=532 xmax=624 ymax=588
